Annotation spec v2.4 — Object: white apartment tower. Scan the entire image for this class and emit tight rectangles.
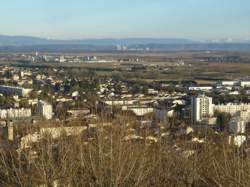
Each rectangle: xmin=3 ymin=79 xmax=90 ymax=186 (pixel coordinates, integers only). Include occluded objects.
xmin=191 ymin=95 xmax=214 ymax=123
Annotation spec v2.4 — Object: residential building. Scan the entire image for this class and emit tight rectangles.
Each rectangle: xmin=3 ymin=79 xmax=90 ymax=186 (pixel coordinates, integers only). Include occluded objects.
xmin=37 ymin=101 xmax=53 ymax=120
xmin=102 ymin=100 xmax=136 ymax=106
xmin=228 ymin=110 xmax=250 ymax=134
xmin=188 ymin=86 xmax=213 ymax=91
xmin=229 ymin=117 xmax=246 ymax=134
xmin=59 ymin=56 xmax=66 ymax=63
xmin=0 ymin=108 xmax=31 ymax=119
xmin=214 ymin=103 xmax=250 ymax=115
xmin=220 ymin=81 xmax=238 ymax=86
xmin=191 ymin=95 xmax=214 ymax=123
xmin=0 ymin=85 xmax=32 ymax=97
xmin=241 ymin=81 xmax=250 ymax=87
xmin=237 ymin=110 xmax=250 ymax=121
xmin=229 ymin=135 xmax=246 ymax=147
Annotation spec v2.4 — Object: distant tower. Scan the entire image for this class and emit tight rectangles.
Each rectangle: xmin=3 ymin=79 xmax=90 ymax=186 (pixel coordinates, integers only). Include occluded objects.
xmin=35 ymin=51 xmax=39 ymax=57
xmin=191 ymin=95 xmax=214 ymax=124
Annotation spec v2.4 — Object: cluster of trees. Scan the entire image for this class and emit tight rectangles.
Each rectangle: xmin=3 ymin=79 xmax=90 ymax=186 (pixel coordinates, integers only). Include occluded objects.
xmin=0 ymin=123 xmax=249 ymax=186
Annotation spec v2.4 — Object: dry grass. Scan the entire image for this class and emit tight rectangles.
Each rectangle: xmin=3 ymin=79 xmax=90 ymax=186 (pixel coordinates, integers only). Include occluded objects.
xmin=0 ymin=122 xmax=250 ymax=187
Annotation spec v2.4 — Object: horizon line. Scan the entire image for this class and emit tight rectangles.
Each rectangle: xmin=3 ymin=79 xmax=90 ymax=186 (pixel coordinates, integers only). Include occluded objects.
xmin=1 ymin=34 xmax=250 ymax=42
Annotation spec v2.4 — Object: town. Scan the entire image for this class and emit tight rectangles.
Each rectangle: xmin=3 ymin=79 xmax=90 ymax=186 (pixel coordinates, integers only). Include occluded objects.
xmin=1 ymin=51 xmax=250 ymax=153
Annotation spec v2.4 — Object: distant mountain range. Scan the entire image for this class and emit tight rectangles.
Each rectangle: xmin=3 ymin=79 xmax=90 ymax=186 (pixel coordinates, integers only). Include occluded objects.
xmin=0 ymin=35 xmax=196 ymax=46
xmin=0 ymin=35 xmax=250 ymax=52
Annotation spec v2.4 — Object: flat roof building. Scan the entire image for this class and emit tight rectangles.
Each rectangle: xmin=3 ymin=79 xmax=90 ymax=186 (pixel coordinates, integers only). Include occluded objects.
xmin=0 ymin=85 xmax=32 ymax=97
xmin=191 ymin=95 xmax=214 ymax=123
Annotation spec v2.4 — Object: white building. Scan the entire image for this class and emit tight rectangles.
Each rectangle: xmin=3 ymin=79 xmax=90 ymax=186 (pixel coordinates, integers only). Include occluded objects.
xmin=229 ymin=117 xmax=246 ymax=134
xmin=228 ymin=110 xmax=250 ymax=134
xmin=188 ymin=86 xmax=213 ymax=91
xmin=103 ymin=100 xmax=136 ymax=106
xmin=240 ymin=81 xmax=250 ymax=88
xmin=214 ymin=103 xmax=250 ymax=115
xmin=191 ymin=95 xmax=214 ymax=123
xmin=148 ymin=89 xmax=159 ymax=95
xmin=220 ymin=81 xmax=238 ymax=86
xmin=129 ymin=107 xmax=153 ymax=117
xmin=0 ymin=108 xmax=31 ymax=119
xmin=229 ymin=135 xmax=246 ymax=147
xmin=0 ymin=85 xmax=32 ymax=97
xmin=37 ymin=101 xmax=53 ymax=120
xmin=59 ymin=56 xmax=66 ymax=63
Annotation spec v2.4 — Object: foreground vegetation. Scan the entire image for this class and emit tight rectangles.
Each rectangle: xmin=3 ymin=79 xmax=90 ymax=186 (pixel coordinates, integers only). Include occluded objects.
xmin=0 ymin=122 xmax=249 ymax=187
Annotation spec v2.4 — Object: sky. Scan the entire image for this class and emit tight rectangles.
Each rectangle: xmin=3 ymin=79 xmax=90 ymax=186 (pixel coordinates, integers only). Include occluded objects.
xmin=0 ymin=0 xmax=250 ymax=40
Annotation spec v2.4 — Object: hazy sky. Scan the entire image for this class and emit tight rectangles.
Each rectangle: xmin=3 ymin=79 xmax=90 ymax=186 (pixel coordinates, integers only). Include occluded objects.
xmin=0 ymin=0 xmax=250 ymax=40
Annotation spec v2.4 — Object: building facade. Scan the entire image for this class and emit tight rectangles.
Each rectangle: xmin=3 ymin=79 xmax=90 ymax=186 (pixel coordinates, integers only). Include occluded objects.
xmin=229 ymin=117 xmax=246 ymax=134
xmin=0 ymin=108 xmax=31 ymax=119
xmin=0 ymin=85 xmax=32 ymax=97
xmin=241 ymin=81 xmax=250 ymax=88
xmin=37 ymin=101 xmax=53 ymax=120
xmin=214 ymin=103 xmax=250 ymax=115
xmin=191 ymin=95 xmax=214 ymax=123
